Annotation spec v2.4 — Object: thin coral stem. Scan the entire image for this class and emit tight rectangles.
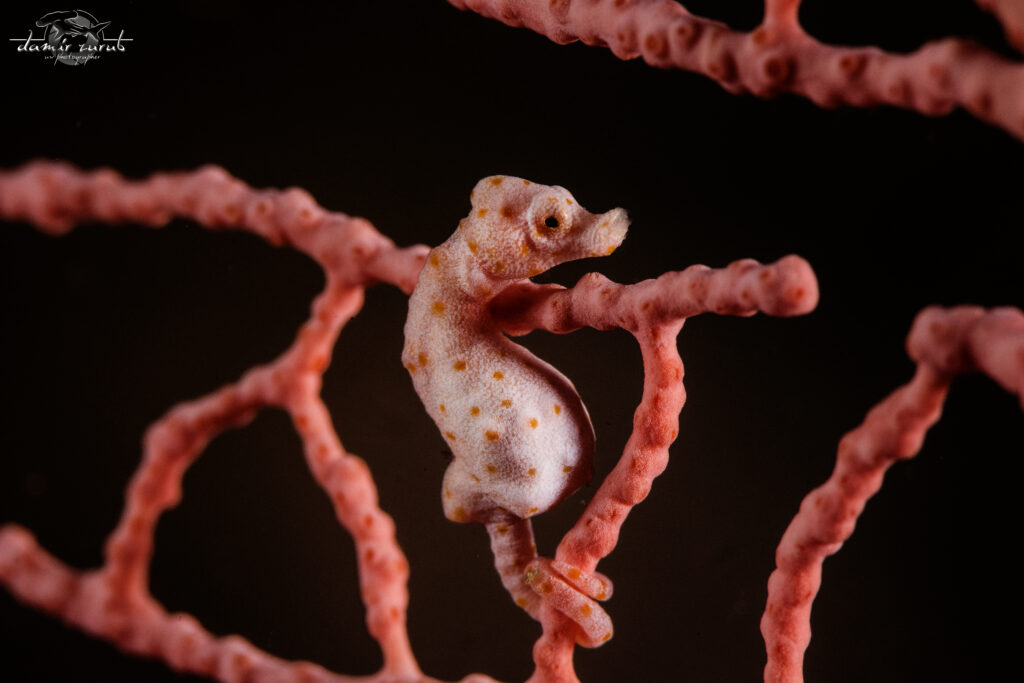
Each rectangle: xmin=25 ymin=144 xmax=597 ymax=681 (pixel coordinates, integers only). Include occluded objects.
xmin=103 ymin=375 xmax=265 ymax=599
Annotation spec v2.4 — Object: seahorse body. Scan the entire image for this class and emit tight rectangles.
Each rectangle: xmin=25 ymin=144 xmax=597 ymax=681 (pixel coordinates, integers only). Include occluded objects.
xmin=403 ymin=176 xmax=628 ymax=524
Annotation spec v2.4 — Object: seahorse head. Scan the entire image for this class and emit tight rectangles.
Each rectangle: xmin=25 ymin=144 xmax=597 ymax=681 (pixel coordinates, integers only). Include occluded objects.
xmin=456 ymin=175 xmax=629 ymax=281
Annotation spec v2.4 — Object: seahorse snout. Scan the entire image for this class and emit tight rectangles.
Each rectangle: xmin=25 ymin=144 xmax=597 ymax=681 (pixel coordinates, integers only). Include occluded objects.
xmin=589 ymin=207 xmax=629 ymax=256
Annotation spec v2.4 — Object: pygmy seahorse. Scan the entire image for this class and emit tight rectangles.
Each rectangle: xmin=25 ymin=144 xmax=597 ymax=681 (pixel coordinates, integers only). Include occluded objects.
xmin=402 ymin=176 xmax=627 ymax=647
xmin=402 ymin=175 xmax=628 ymax=524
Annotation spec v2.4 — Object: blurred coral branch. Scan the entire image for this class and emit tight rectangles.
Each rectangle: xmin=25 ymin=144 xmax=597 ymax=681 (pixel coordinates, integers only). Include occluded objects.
xmin=449 ymin=0 xmax=1024 ymax=140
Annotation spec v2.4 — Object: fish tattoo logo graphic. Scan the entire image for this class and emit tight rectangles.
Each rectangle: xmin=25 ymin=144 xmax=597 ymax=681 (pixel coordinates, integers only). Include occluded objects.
xmin=36 ymin=10 xmax=109 ymax=65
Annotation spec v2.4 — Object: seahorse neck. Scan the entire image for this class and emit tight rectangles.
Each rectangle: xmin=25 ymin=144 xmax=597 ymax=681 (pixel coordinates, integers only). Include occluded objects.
xmin=446 ymin=235 xmax=514 ymax=303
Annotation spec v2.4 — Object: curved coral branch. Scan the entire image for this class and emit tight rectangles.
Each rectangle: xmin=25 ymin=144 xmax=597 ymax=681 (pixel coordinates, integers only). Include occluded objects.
xmin=448 ymin=0 xmax=1024 ymax=141
xmin=491 ymin=256 xmax=820 ymax=681
xmin=761 ymin=305 xmax=1024 ymax=683
xmin=0 ymin=161 xmax=491 ymax=683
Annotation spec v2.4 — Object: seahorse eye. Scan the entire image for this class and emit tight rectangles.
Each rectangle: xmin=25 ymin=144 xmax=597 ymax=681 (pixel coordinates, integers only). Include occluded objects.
xmin=544 ymin=215 xmax=560 ymax=229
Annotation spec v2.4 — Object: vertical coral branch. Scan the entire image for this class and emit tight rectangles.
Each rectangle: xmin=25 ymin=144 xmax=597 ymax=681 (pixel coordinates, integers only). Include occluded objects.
xmin=764 ymin=0 xmax=801 ymax=27
xmin=761 ymin=306 xmax=1024 ymax=683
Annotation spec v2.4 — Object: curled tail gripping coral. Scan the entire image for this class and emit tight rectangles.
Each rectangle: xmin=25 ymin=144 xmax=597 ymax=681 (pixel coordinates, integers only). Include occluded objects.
xmin=402 ymin=176 xmax=627 ymax=646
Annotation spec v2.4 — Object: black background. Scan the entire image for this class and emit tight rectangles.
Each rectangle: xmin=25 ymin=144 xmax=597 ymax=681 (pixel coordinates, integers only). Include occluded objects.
xmin=1 ymin=2 xmax=1022 ymax=682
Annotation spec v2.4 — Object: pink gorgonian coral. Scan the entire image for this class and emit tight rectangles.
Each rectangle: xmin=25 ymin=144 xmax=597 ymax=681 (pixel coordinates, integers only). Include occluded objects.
xmin=2 ymin=158 xmax=1020 ymax=682
xmin=1 ymin=3 xmax=1021 ymax=683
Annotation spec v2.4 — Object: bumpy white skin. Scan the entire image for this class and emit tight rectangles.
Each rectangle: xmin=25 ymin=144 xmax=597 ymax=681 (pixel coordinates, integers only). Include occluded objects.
xmin=403 ymin=175 xmax=629 ymax=524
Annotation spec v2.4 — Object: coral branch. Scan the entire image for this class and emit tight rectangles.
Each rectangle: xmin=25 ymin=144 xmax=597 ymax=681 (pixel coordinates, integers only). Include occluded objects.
xmin=0 ymin=161 xmax=455 ymax=682
xmin=761 ymin=305 xmax=1024 ymax=683
xmin=449 ymin=0 xmax=1024 ymax=140
xmin=977 ymin=0 xmax=1024 ymax=51
xmin=0 ymin=525 xmax=355 ymax=682
xmin=0 ymin=160 xmax=429 ymax=290
xmin=0 ymin=160 xmax=826 ymax=682
xmin=491 ymin=255 xmax=818 ymax=335
xmin=492 ymin=256 xmax=818 ymax=570
xmin=7 ymin=159 xmax=1012 ymax=683
xmin=764 ymin=0 xmax=801 ymax=27
xmin=490 ymin=256 xmax=819 ymax=681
